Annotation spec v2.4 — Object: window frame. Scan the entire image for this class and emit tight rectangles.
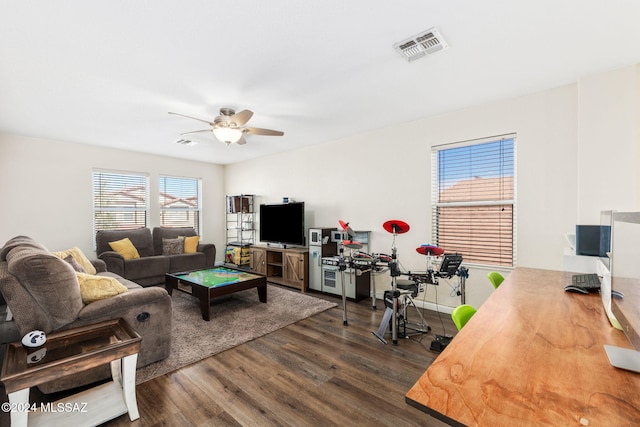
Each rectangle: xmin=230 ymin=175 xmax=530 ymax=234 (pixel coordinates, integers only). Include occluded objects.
xmin=159 ymin=175 xmax=202 ymax=234
xmin=92 ymin=169 xmax=150 ymax=237
xmin=431 ymin=134 xmax=517 ymax=267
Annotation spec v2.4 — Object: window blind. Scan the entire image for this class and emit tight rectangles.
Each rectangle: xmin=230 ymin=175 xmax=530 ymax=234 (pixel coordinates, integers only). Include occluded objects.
xmin=432 ymin=135 xmax=516 ymax=267
xmin=93 ymin=171 xmax=149 ymax=232
xmin=159 ymin=176 xmax=201 ymax=233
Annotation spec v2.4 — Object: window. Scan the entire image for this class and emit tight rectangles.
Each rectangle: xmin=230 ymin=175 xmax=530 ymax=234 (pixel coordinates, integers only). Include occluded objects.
xmin=159 ymin=175 xmax=201 ymax=233
xmin=93 ymin=171 xmax=149 ymax=234
xmin=432 ymin=135 xmax=516 ymax=267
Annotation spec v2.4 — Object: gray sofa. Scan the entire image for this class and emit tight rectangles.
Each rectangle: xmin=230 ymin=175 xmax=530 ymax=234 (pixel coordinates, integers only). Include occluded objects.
xmin=0 ymin=235 xmax=172 ymax=393
xmin=95 ymin=227 xmax=216 ymax=286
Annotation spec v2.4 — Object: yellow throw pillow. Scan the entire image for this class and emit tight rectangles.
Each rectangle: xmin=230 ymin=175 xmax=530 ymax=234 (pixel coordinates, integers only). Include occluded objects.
xmin=76 ymin=272 xmax=128 ymax=304
xmin=182 ymin=235 xmax=200 ymax=253
xmin=52 ymin=247 xmax=97 ymax=275
xmin=108 ymin=238 xmax=140 ymax=260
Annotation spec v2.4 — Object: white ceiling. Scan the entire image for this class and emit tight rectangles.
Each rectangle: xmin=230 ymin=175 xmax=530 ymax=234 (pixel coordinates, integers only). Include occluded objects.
xmin=2 ymin=1 xmax=640 ymax=165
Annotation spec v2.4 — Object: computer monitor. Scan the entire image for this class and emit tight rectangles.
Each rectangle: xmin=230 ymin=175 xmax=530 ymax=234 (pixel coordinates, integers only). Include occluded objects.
xmin=599 ymin=210 xmax=614 ymax=270
xmin=605 ymin=212 xmax=640 ymax=372
xmin=575 ymin=224 xmax=611 ymax=257
xmin=599 ymin=211 xmax=616 ymax=328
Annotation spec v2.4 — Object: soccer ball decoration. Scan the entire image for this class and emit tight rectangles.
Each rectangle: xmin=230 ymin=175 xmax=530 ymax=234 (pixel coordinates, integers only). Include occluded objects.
xmin=22 ymin=330 xmax=47 ymax=348
xmin=26 ymin=348 xmax=47 ymax=364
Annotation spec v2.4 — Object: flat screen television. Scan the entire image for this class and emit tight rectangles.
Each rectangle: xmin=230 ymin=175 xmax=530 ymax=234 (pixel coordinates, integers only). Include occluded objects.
xmin=259 ymin=202 xmax=305 ymax=247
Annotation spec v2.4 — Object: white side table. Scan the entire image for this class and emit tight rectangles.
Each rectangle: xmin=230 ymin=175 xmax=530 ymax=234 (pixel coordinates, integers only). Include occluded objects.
xmin=1 ymin=318 xmax=141 ymax=426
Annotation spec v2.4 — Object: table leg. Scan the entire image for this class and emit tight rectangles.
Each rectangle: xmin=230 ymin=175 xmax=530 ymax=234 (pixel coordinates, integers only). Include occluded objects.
xmin=122 ymin=353 xmax=139 ymax=421
xmin=200 ymin=297 xmax=211 ymax=321
xmin=258 ymin=284 xmax=267 ymax=303
xmin=110 ymin=358 xmax=122 ymax=386
xmin=187 ymin=285 xmax=210 ymax=321
xmin=165 ymin=276 xmax=175 ymax=295
xmin=7 ymin=388 xmax=29 ymax=427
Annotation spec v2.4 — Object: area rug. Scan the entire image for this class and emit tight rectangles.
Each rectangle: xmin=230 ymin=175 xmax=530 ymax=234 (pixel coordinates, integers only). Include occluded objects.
xmin=136 ymin=285 xmax=336 ymax=384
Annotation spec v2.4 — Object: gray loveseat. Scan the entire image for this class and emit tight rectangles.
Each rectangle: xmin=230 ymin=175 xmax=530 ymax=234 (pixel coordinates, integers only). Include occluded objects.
xmin=95 ymin=227 xmax=216 ymax=286
xmin=0 ymin=235 xmax=172 ymax=393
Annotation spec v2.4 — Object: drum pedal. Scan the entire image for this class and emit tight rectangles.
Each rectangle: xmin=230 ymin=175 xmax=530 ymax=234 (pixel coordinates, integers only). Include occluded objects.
xmin=430 ymin=334 xmax=452 ymax=352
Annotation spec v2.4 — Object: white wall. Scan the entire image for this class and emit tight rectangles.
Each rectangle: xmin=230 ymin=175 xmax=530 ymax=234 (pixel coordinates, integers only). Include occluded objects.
xmin=2 ymin=64 xmax=638 ymax=311
xmin=577 ymin=64 xmax=640 ymax=222
xmin=225 ymin=64 xmax=640 ymax=310
xmin=0 ymin=134 xmax=225 ymax=258
xmin=225 ymin=83 xmax=580 ymax=310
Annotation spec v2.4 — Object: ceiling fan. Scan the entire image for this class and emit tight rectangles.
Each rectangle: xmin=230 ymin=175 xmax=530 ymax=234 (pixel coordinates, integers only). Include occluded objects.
xmin=168 ymin=108 xmax=284 ymax=145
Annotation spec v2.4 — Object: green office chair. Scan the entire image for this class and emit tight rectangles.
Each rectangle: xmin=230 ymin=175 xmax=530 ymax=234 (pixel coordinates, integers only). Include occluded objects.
xmin=451 ymin=304 xmax=477 ymax=331
xmin=487 ymin=271 xmax=505 ymax=289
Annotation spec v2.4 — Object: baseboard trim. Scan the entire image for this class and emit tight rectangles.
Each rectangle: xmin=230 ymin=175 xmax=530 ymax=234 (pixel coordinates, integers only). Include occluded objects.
xmin=372 ymin=292 xmax=454 ymax=315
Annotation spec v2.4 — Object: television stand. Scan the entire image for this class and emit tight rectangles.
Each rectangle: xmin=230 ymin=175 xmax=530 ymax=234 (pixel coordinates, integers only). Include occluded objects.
xmin=267 ymin=243 xmax=288 ymax=249
xmin=250 ymin=245 xmax=309 ymax=292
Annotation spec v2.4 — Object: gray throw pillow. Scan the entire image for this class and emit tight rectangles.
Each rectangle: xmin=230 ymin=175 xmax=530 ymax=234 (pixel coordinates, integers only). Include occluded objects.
xmin=162 ymin=238 xmax=184 ymax=256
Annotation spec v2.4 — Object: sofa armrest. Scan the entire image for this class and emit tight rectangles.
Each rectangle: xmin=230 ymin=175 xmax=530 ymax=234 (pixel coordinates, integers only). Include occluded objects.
xmin=98 ymin=251 xmax=125 ymax=276
xmin=91 ymin=259 xmax=107 ymax=273
xmin=74 ymin=286 xmax=171 ymax=368
xmin=197 ymin=243 xmax=216 ymax=267
xmin=77 ymin=286 xmax=169 ymax=320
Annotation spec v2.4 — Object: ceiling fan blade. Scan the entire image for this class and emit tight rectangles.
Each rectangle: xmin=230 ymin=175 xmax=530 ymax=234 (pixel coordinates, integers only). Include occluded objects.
xmin=231 ymin=109 xmax=253 ymax=126
xmin=168 ymin=112 xmax=214 ymax=126
xmin=245 ymin=127 xmax=284 ymax=136
xmin=236 ymin=135 xmax=247 ymax=145
xmin=180 ymin=129 xmax=212 ymax=135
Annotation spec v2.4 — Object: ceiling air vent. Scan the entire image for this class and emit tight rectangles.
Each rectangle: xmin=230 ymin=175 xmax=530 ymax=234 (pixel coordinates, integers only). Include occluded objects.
xmin=393 ymin=27 xmax=449 ymax=62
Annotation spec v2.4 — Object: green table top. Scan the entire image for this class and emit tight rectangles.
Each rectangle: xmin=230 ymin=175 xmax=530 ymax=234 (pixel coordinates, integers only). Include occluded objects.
xmin=171 ymin=267 xmax=262 ymax=288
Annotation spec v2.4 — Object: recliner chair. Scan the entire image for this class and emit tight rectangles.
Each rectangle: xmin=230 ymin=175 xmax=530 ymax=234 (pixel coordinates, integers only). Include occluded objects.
xmin=0 ymin=236 xmax=172 ymax=393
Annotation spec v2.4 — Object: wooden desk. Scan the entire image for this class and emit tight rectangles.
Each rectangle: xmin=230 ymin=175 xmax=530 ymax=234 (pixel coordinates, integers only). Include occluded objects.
xmin=406 ymin=267 xmax=640 ymax=426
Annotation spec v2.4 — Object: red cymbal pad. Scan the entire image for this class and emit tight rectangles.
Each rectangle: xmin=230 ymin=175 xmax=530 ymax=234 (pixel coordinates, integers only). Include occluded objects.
xmin=416 ymin=245 xmax=444 ymax=256
xmin=383 ymin=220 xmax=410 ymax=234
xmin=343 ymin=240 xmax=363 ymax=249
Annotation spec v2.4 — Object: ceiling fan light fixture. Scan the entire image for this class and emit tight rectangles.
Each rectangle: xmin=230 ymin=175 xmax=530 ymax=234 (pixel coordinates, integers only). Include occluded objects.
xmin=213 ymin=127 xmax=243 ymax=144
xmin=170 ymin=108 xmax=283 ymax=146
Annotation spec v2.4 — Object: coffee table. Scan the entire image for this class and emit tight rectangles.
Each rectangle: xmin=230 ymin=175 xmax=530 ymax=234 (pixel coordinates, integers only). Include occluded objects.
xmin=165 ymin=266 xmax=267 ymax=321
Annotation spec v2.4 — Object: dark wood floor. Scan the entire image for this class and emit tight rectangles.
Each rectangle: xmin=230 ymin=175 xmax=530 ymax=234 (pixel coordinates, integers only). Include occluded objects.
xmin=2 ymin=291 xmax=458 ymax=426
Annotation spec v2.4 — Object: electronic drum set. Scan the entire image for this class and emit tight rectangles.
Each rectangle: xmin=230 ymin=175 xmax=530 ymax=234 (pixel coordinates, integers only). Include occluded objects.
xmin=335 ymin=218 xmax=469 ymax=346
